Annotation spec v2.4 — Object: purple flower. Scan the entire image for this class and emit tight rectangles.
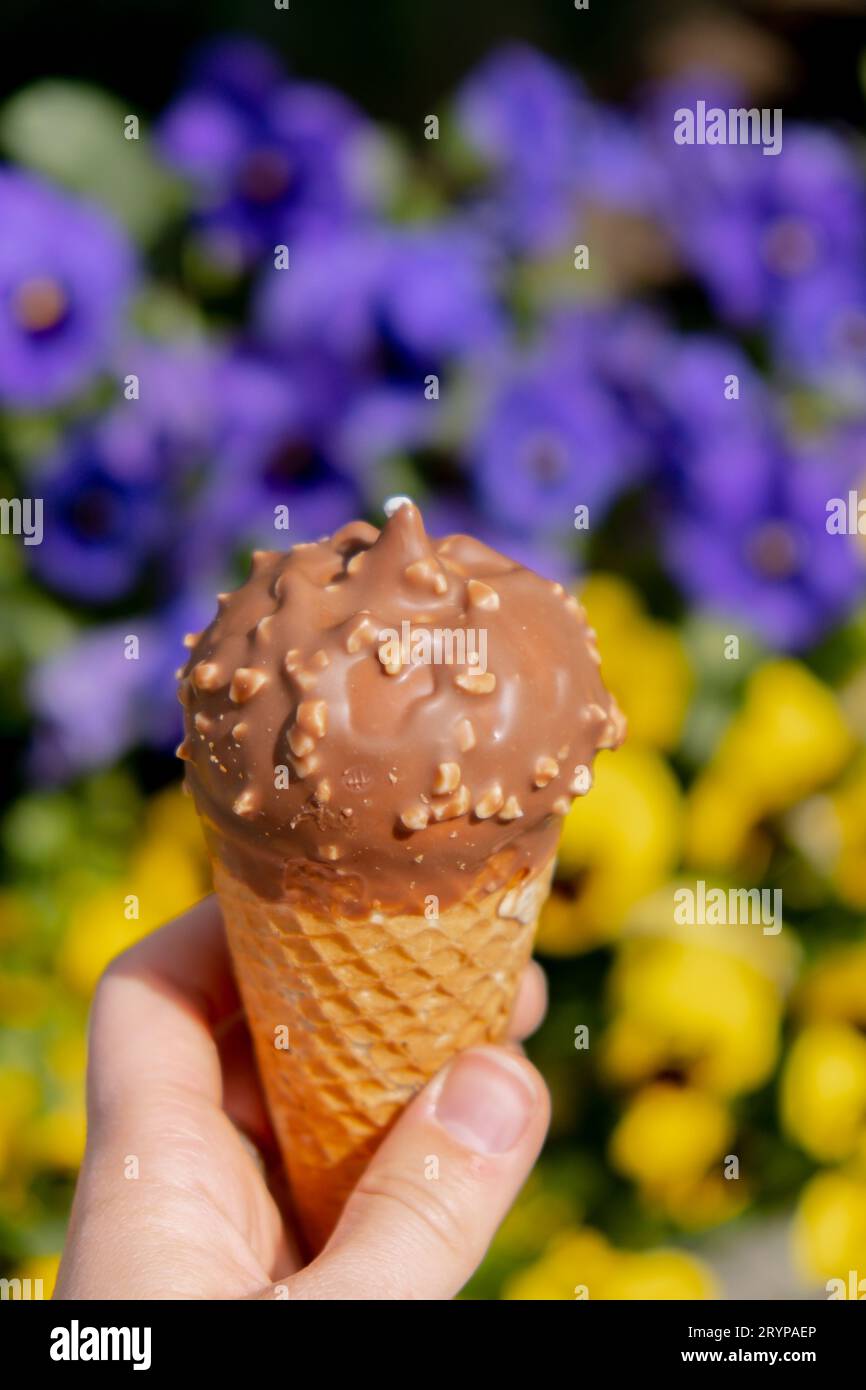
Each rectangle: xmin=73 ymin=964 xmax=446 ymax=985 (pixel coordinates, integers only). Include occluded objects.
xmin=158 ymin=38 xmax=383 ymax=264
xmin=28 ymin=588 xmax=221 ymax=779
xmin=580 ymin=106 xmax=668 ymax=218
xmin=771 ymin=266 xmax=866 ymax=403
xmin=29 ymin=621 xmax=163 ymax=778
xmin=643 ymin=76 xmax=866 ymax=327
xmin=332 ymin=385 xmax=435 ymax=496
xmin=541 ymin=305 xmax=675 ymax=455
xmin=664 ymin=427 xmax=866 ymax=650
xmin=255 ymin=223 xmax=504 ymax=372
xmin=454 ymin=44 xmax=588 ymax=251
xmin=26 ymin=344 xmax=226 ymax=605
xmin=650 ymin=334 xmax=778 ymax=522
xmin=27 ymin=417 xmax=168 ymax=603
xmin=195 ymin=354 xmax=362 ymax=555
xmin=0 ymin=169 xmax=135 ymax=406
xmin=465 ymin=330 xmax=646 ymax=535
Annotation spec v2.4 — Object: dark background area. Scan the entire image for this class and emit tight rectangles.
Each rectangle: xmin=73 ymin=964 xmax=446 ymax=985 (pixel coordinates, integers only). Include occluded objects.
xmin=2 ymin=0 xmax=866 ymax=127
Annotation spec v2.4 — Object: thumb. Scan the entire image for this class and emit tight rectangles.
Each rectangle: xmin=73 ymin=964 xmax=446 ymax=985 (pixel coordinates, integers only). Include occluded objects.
xmin=286 ymin=1046 xmax=549 ymax=1300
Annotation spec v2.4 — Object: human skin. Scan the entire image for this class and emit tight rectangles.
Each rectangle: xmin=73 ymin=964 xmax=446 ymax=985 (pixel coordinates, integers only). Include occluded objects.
xmin=55 ymin=895 xmax=550 ymax=1300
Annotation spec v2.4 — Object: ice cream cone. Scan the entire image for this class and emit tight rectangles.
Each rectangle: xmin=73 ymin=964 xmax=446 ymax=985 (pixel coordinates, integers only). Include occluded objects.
xmin=212 ymin=854 xmax=554 ymax=1254
xmin=178 ymin=500 xmax=624 ymax=1259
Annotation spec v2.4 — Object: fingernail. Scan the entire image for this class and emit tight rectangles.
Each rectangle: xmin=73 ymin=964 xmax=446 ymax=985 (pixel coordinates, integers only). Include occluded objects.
xmin=433 ymin=1048 xmax=536 ymax=1155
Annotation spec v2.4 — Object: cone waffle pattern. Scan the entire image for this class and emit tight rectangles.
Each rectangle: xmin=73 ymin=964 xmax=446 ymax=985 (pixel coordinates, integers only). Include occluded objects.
xmin=213 ymin=858 xmax=553 ymax=1253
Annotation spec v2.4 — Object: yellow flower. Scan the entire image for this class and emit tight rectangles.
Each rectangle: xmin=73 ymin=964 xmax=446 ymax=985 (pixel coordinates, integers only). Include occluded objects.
xmin=59 ymin=784 xmax=208 ymax=994
xmin=609 ymin=1083 xmax=732 ymax=1191
xmin=795 ymin=942 xmax=866 ymax=1027
xmin=59 ymin=885 xmax=150 ymax=996
xmin=46 ymin=1030 xmax=88 ymax=1087
xmin=0 ymin=972 xmax=52 ymax=1024
xmin=602 ymin=1248 xmax=717 ymax=1300
xmin=578 ymin=575 xmax=693 ymax=750
xmin=144 ymin=783 xmax=209 ymax=863
xmin=829 ymin=757 xmax=866 ymax=909
xmin=0 ymin=1067 xmax=40 ymax=1178
xmin=22 ymin=1103 xmax=86 ymax=1171
xmin=504 ymin=1225 xmax=716 ymax=1300
xmin=793 ymin=1170 xmax=866 ymax=1283
xmin=656 ymin=1172 xmax=749 ymax=1232
xmin=602 ymin=934 xmax=783 ymax=1096
xmin=488 ymin=1177 xmax=578 ymax=1262
xmin=504 ymin=1228 xmax=616 ymax=1300
xmin=13 ymin=1254 xmax=60 ymax=1300
xmin=539 ymin=744 xmax=683 ymax=952
xmin=781 ymin=1024 xmax=866 ymax=1163
xmin=686 ymin=661 xmax=853 ymax=870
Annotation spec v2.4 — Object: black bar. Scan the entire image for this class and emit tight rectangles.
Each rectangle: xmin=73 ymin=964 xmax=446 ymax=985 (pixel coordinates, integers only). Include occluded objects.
xmin=1 ymin=1298 xmax=861 ymax=1373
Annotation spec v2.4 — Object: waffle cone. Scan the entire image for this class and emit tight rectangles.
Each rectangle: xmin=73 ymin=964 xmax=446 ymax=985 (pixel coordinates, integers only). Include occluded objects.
xmin=212 ymin=855 xmax=554 ymax=1254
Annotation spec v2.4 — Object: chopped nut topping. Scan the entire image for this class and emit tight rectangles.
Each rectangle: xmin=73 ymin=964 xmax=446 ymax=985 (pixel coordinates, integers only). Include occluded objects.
xmin=466 ymin=578 xmax=500 ymax=611
xmin=182 ymin=631 xmax=201 ymax=649
xmin=193 ymin=712 xmax=212 ymax=735
xmin=552 ymin=797 xmax=571 ymax=815
xmin=229 ymin=667 xmax=268 ymax=703
xmin=404 ymin=559 xmax=448 ymax=595
xmin=315 ymin=778 xmax=332 ymax=803
xmin=345 ymin=613 xmax=378 ymax=653
xmin=322 ymin=844 xmax=341 ymax=861
xmin=597 ymin=702 xmax=627 ymax=749
xmin=297 ymin=699 xmax=328 ymax=738
xmin=378 ymin=644 xmax=402 ymax=676
xmin=534 ymin=756 xmax=560 ymax=787
xmin=584 ymin=626 xmax=602 ymax=665
xmin=433 ymin=762 xmax=461 ymax=794
xmin=175 ymin=738 xmax=193 ymax=761
xmin=292 ymin=649 xmax=330 ymax=690
xmin=455 ymin=718 xmax=476 ymax=752
xmin=400 ymin=803 xmax=430 ymax=831
xmin=499 ymin=795 xmax=524 ymax=821
xmin=430 ymin=784 xmax=471 ymax=821
xmin=570 ymin=765 xmax=592 ymax=795
xmin=284 ymin=648 xmax=302 ymax=673
xmin=233 ymin=790 xmax=257 ymax=817
xmin=455 ymin=671 xmax=496 ymax=695
xmin=191 ymin=661 xmax=222 ymax=691
xmin=288 ymin=726 xmax=316 ymax=757
xmin=231 ymin=722 xmax=249 ymax=743
xmin=475 ymin=783 xmax=505 ymax=819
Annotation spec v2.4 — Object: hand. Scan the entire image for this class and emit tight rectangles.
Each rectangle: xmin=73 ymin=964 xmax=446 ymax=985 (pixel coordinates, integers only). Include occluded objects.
xmin=55 ymin=896 xmax=550 ymax=1300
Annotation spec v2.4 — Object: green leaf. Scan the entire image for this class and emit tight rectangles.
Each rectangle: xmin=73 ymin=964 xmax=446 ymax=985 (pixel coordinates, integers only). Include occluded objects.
xmin=0 ymin=81 xmax=185 ymax=243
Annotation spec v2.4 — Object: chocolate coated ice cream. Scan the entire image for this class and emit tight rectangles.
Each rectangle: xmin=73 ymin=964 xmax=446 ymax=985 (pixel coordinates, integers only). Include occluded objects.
xmin=178 ymin=501 xmax=624 ymax=916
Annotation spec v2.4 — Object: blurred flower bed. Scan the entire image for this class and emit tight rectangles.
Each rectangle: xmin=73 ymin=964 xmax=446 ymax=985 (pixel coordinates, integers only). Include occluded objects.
xmin=1 ymin=34 xmax=866 ymax=1300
